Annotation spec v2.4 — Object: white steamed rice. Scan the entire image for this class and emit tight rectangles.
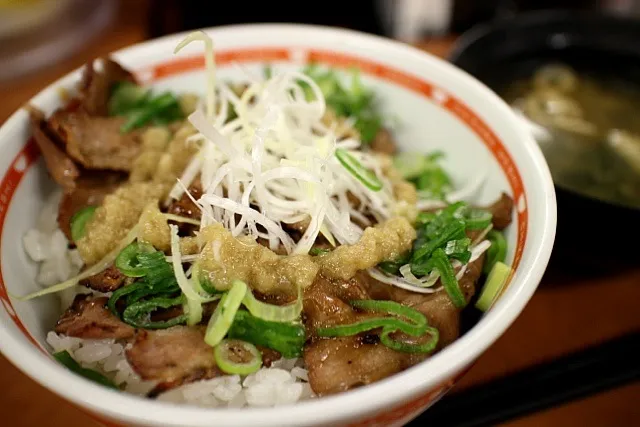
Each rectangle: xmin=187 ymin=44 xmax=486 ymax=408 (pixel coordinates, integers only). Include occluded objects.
xmin=26 ymin=190 xmax=315 ymax=408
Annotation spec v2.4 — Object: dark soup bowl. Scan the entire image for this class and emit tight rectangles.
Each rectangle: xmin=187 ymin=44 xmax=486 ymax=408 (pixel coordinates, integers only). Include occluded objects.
xmin=449 ymin=10 xmax=640 ymax=271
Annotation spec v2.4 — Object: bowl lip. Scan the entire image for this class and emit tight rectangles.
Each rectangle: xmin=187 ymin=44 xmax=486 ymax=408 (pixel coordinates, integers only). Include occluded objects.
xmin=0 ymin=22 xmax=557 ymax=427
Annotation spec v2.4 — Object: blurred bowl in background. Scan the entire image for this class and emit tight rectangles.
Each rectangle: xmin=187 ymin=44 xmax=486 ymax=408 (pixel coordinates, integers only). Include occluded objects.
xmin=449 ymin=10 xmax=640 ymax=268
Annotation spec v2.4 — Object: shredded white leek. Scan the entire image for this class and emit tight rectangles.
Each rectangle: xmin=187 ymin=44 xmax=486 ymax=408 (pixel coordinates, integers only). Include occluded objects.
xmin=366 ymin=268 xmax=440 ymax=294
xmin=169 ymin=224 xmax=213 ymax=326
xmin=168 ymin=32 xmax=399 ymax=255
xmin=399 ymin=264 xmax=439 ymax=288
xmin=174 ymin=31 xmax=216 ymax=120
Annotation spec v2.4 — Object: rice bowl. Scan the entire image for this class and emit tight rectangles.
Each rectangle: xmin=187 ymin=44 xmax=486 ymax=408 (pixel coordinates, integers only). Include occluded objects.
xmin=0 ymin=24 xmax=556 ymax=427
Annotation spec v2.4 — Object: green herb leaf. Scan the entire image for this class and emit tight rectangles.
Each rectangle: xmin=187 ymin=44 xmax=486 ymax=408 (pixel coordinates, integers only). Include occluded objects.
xmin=426 ymin=248 xmax=467 ymax=308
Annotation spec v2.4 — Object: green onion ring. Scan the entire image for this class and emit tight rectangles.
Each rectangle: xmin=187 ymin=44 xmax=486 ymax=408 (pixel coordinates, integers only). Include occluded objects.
xmin=350 ymin=300 xmax=427 ymax=331
xmin=242 ymin=284 xmax=302 ymax=323
xmin=214 ymin=339 xmax=263 ymax=375
xmin=115 ymin=241 xmax=154 ymax=277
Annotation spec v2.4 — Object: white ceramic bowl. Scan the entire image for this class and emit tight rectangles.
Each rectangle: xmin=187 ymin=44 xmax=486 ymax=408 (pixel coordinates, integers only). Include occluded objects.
xmin=0 ymin=24 xmax=556 ymax=427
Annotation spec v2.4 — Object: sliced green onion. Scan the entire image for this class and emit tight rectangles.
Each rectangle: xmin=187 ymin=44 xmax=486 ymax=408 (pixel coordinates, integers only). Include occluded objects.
xmin=228 ymin=309 xmax=306 ymax=358
xmin=107 ymin=282 xmax=148 ymax=316
xmin=125 ymin=286 xmax=168 ymax=306
xmin=315 ymin=299 xmax=440 ymax=354
xmin=335 ymin=148 xmax=383 ymax=191
xmin=444 ymin=237 xmax=472 ymax=264
xmin=484 ymin=230 xmax=508 ymax=274
xmin=115 ymin=241 xmax=154 ymax=277
xmin=70 ymin=206 xmax=97 ymax=242
xmin=411 ymin=221 xmax=466 ymax=267
xmin=53 ymin=350 xmax=118 ymax=390
xmin=380 ymin=325 xmax=439 ymax=354
xmin=476 ymin=261 xmax=511 ymax=312
xmin=122 ymin=296 xmax=187 ymax=329
xmin=136 ymin=251 xmax=178 ymax=290
xmin=316 ymin=300 xmax=428 ymax=337
xmin=214 ymin=339 xmax=263 ymax=375
xmin=316 ymin=316 xmax=424 ymax=338
xmin=429 ymin=248 xmax=467 ymax=308
xmin=350 ymin=300 xmax=427 ymax=334
xmin=205 ymin=280 xmax=247 ymax=347
xmin=242 ymin=284 xmax=302 ymax=323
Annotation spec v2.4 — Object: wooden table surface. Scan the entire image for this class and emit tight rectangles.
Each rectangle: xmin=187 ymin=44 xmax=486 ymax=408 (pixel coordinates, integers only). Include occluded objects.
xmin=0 ymin=2 xmax=638 ymax=426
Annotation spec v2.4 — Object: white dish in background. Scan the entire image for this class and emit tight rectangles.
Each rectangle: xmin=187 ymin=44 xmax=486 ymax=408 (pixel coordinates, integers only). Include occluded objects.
xmin=0 ymin=24 xmax=556 ymax=427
